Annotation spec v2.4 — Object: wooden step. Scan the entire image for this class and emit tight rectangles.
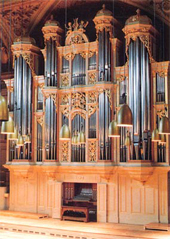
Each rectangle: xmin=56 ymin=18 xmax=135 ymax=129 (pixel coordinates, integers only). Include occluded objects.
xmin=0 ymin=210 xmax=48 ymax=219
xmin=145 ymin=223 xmax=170 ymax=231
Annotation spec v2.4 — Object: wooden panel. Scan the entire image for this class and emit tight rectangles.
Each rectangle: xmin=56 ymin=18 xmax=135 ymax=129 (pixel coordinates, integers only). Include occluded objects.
xmin=107 ymin=183 xmax=118 ymax=222
xmin=97 ymin=183 xmax=107 ymax=222
xmin=119 ymin=175 xmax=127 ymax=213
xmin=159 ymin=174 xmax=168 ymax=223
xmin=17 ymin=179 xmax=25 ymax=206
xmin=131 ymin=186 xmax=141 ymax=214
xmin=144 ymin=187 xmax=155 ymax=214
xmin=38 ymin=172 xmax=46 ymax=212
xmin=52 ymin=182 xmax=62 ymax=219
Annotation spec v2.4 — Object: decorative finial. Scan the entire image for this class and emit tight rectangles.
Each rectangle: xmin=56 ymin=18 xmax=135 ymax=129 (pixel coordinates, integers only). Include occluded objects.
xmin=136 ymin=9 xmax=140 ymax=16
xmin=50 ymin=15 xmax=54 ymax=20
xmin=102 ymin=4 xmax=106 ymax=10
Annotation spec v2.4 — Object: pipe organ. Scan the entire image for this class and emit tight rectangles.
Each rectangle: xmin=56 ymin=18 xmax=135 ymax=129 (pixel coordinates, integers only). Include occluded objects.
xmin=4 ymin=5 xmax=169 ymax=164
xmin=3 ymin=4 xmax=170 ymax=225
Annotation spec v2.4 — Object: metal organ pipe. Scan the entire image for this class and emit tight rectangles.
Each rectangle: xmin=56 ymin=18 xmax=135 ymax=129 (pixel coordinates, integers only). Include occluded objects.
xmin=99 ymin=29 xmax=111 ymax=82
xmin=45 ymin=37 xmax=58 ymax=87
xmin=128 ymin=39 xmax=151 ymax=160
xmin=22 ymin=59 xmax=28 ymax=136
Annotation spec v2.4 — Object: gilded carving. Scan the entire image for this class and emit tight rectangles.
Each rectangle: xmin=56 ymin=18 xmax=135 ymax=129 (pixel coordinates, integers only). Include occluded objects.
xmin=37 ymin=116 xmax=43 ymax=126
xmin=71 ymin=92 xmax=86 ymax=110
xmin=65 ymin=18 xmax=89 ymax=46
xmin=80 ymin=51 xmax=87 ymax=58
xmin=88 ymin=105 xmax=97 ymax=117
xmin=71 ymin=111 xmax=86 ymax=120
xmin=105 ymin=89 xmax=112 ymax=109
xmin=65 ymin=18 xmax=88 ymax=35
xmin=88 ymin=140 xmax=97 ymax=162
xmin=88 ymin=51 xmax=95 ymax=58
xmin=45 ymin=93 xmax=58 ymax=111
xmin=61 ymin=94 xmax=69 ymax=105
xmin=89 ymin=72 xmax=97 ymax=85
xmin=69 ymin=34 xmax=86 ymax=45
xmin=63 ymin=53 xmax=75 ymax=60
xmin=61 ymin=142 xmax=69 ymax=162
xmin=88 ymin=92 xmax=98 ymax=103
xmin=116 ymin=75 xmax=125 ymax=82
xmin=61 ymin=107 xmax=69 ymax=118
xmin=61 ymin=75 xmax=69 ymax=87
xmin=22 ymin=52 xmax=36 ymax=76
xmin=2 ymin=3 xmax=41 ymax=36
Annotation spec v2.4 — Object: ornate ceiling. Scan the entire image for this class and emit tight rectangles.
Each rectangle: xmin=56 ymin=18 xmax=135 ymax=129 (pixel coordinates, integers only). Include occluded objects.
xmin=0 ymin=0 xmax=169 ymax=50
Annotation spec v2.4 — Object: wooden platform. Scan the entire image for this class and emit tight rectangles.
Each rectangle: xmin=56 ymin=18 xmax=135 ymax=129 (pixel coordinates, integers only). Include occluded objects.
xmin=1 ymin=215 xmax=170 ymax=239
xmin=145 ymin=222 xmax=170 ymax=231
xmin=0 ymin=210 xmax=48 ymax=219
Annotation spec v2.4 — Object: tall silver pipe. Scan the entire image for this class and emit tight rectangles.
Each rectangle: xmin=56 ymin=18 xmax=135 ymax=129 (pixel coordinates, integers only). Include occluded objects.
xmin=14 ymin=57 xmax=17 ymax=128
xmin=22 ymin=59 xmax=28 ymax=136
xmin=27 ymin=67 xmax=32 ymax=135
xmin=146 ymin=51 xmax=150 ymax=131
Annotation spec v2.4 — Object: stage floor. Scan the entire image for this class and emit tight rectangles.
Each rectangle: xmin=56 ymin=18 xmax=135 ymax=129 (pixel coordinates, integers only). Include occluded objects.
xmin=0 ymin=213 xmax=170 ymax=239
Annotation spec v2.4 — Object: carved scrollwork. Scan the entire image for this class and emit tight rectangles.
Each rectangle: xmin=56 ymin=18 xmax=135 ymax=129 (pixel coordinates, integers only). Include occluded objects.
xmin=71 ymin=92 xmax=86 ymax=110
xmin=88 ymin=72 xmax=97 ymax=85
xmin=88 ymin=105 xmax=97 ymax=117
xmin=157 ymin=71 xmax=165 ymax=78
xmin=61 ymin=94 xmax=69 ymax=105
xmin=80 ymin=51 xmax=87 ymax=58
xmin=88 ymin=51 xmax=95 ymax=58
xmin=88 ymin=140 xmax=97 ymax=162
xmin=60 ymin=142 xmax=69 ymax=162
xmin=45 ymin=93 xmax=58 ymax=111
xmin=61 ymin=75 xmax=69 ymax=87
xmin=37 ymin=116 xmax=43 ymax=126
xmin=63 ymin=53 xmax=75 ymax=60
xmin=71 ymin=111 xmax=86 ymax=120
xmin=88 ymin=91 xmax=98 ymax=103
xmin=22 ymin=53 xmax=36 ymax=76
xmin=105 ymin=89 xmax=112 ymax=109
xmin=69 ymin=34 xmax=86 ymax=45
xmin=116 ymin=75 xmax=125 ymax=82
xmin=61 ymin=107 xmax=69 ymax=118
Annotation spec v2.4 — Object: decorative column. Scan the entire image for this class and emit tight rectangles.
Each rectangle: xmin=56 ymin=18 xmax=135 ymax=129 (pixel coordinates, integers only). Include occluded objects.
xmin=123 ymin=9 xmax=157 ymax=160
xmin=42 ymin=15 xmax=63 ymax=87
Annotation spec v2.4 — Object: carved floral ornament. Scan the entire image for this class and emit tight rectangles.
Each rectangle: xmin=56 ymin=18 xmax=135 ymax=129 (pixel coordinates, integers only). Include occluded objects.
xmin=60 ymin=142 xmax=69 ymax=162
xmin=125 ymin=34 xmax=154 ymax=63
xmin=63 ymin=50 xmax=96 ymax=61
xmin=71 ymin=111 xmax=86 ymax=120
xmin=88 ymin=105 xmax=97 ymax=117
xmin=45 ymin=93 xmax=58 ymax=111
xmin=88 ymin=92 xmax=98 ymax=103
xmin=61 ymin=94 xmax=69 ymax=105
xmin=61 ymin=107 xmax=69 ymax=118
xmin=88 ymin=72 xmax=97 ymax=85
xmin=71 ymin=92 xmax=86 ymax=110
xmin=152 ymin=71 xmax=166 ymax=78
xmin=61 ymin=75 xmax=69 ymax=87
xmin=88 ymin=140 xmax=97 ymax=162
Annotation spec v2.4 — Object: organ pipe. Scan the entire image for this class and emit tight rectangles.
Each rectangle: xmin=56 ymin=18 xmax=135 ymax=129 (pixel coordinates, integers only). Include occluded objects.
xmin=99 ymin=92 xmax=111 ymax=160
xmin=45 ymin=38 xmax=57 ymax=86
xmin=98 ymin=29 xmax=111 ymax=82
xmin=128 ymin=38 xmax=151 ymax=160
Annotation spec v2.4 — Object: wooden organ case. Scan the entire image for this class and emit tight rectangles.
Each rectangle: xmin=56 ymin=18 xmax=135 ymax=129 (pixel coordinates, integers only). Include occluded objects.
xmin=3 ymin=4 xmax=170 ymax=225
